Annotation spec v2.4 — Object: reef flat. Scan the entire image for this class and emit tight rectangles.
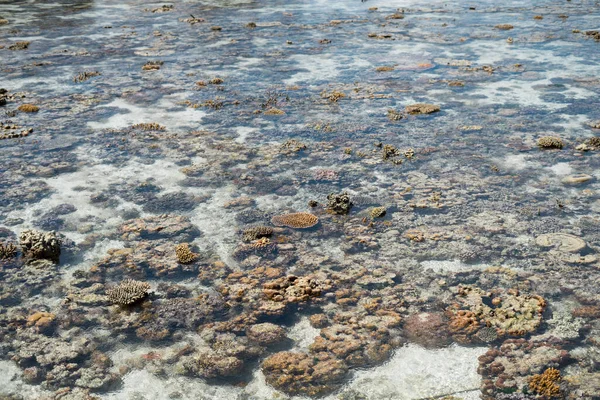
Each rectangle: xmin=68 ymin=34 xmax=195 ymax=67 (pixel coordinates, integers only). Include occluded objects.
xmin=2 ymin=0 xmax=600 ymax=399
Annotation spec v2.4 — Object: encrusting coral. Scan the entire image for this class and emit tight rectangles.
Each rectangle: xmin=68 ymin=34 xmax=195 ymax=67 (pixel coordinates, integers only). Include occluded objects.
xmin=271 ymin=212 xmax=319 ymax=228
xmin=175 ymin=243 xmax=198 ymax=264
xmin=528 ymin=368 xmax=561 ymax=397
xmin=538 ymin=136 xmax=564 ymax=149
xmin=106 ymin=279 xmax=151 ymax=305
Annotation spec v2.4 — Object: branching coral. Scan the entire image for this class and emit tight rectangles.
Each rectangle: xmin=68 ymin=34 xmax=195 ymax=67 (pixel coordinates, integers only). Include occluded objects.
xmin=529 ymin=368 xmax=561 ymax=397
xmin=175 ymin=243 xmax=198 ymax=264
xmin=0 ymin=241 xmax=18 ymax=259
xmin=271 ymin=212 xmax=318 ymax=228
xmin=106 ymin=279 xmax=151 ymax=305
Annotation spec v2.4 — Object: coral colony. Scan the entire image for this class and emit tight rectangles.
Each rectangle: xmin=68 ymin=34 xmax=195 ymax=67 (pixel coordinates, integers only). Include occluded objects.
xmin=2 ymin=0 xmax=600 ymax=399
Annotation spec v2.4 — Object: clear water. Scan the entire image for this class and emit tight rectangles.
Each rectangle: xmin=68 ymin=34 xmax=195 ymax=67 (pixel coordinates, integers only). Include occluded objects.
xmin=1 ymin=0 xmax=600 ymax=399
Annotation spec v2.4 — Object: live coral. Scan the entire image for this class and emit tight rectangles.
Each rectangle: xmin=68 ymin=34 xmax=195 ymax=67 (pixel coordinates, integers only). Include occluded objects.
xmin=271 ymin=212 xmax=319 ymax=228
xmin=529 ymin=368 xmax=561 ymax=397
xmin=18 ymin=104 xmax=39 ymax=113
xmin=175 ymin=243 xmax=198 ymax=264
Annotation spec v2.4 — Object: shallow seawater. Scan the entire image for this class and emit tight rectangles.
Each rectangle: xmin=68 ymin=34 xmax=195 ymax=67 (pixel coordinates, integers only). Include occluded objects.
xmin=1 ymin=0 xmax=600 ymax=399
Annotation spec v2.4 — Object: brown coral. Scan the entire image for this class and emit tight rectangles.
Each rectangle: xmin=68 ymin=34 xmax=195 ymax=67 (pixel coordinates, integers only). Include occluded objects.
xmin=19 ymin=229 xmax=61 ymax=262
xmin=280 ymin=139 xmax=307 ymax=154
xmin=262 ymin=351 xmax=349 ymax=397
xmin=106 ymin=279 xmax=151 ymax=305
xmin=142 ymin=61 xmax=163 ymax=71
xmin=0 ymin=241 xmax=18 ymax=260
xmin=538 ymin=136 xmax=563 ymax=149
xmin=73 ymin=71 xmax=101 ymax=83
xmin=405 ymin=103 xmax=440 ymax=114
xmin=529 ymin=368 xmax=561 ymax=397
xmin=131 ymin=122 xmax=166 ymax=131
xmin=263 ymin=275 xmax=330 ymax=303
xmin=9 ymin=41 xmax=30 ymax=50
xmin=321 ymin=89 xmax=346 ymax=103
xmin=242 ymin=226 xmax=273 ymax=241
xmin=271 ymin=212 xmax=318 ymax=228
xmin=175 ymin=243 xmax=198 ymax=264
xmin=18 ymin=104 xmax=39 ymax=113
xmin=264 ymin=107 xmax=285 ymax=115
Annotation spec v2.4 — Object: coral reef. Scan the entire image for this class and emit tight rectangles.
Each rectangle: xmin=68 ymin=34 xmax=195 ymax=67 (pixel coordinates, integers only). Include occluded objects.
xmin=0 ymin=241 xmax=18 ymax=259
xmin=327 ymin=192 xmax=353 ymax=215
xmin=446 ymin=286 xmax=546 ymax=343
xmin=18 ymin=104 xmax=39 ymax=113
xmin=73 ymin=71 xmax=101 ymax=83
xmin=142 ymin=61 xmax=163 ymax=71
xmin=263 ymin=275 xmax=331 ymax=303
xmin=280 ymin=139 xmax=307 ymax=154
xmin=369 ymin=206 xmax=386 ymax=218
xmin=175 ymin=243 xmax=197 ymax=264
xmin=9 ymin=41 xmax=30 ymax=50
xmin=538 ymin=136 xmax=564 ymax=149
xmin=528 ymin=367 xmax=561 ymax=397
xmin=262 ymin=351 xmax=349 ymax=397
xmin=19 ymin=230 xmax=61 ymax=262
xmin=131 ymin=122 xmax=166 ymax=131
xmin=106 ymin=279 xmax=151 ymax=305
xmin=271 ymin=212 xmax=319 ymax=228
xmin=405 ymin=103 xmax=440 ymax=114
xmin=242 ymin=226 xmax=273 ymax=242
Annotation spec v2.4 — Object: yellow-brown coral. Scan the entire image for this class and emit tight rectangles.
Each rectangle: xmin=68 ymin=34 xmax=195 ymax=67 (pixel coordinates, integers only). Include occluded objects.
xmin=405 ymin=103 xmax=440 ymax=114
xmin=243 ymin=226 xmax=273 ymax=242
xmin=0 ymin=242 xmax=18 ymax=259
xmin=175 ymin=243 xmax=198 ymax=264
xmin=321 ymin=89 xmax=346 ymax=103
xmin=271 ymin=212 xmax=319 ymax=228
xmin=132 ymin=122 xmax=166 ymax=131
xmin=106 ymin=279 xmax=151 ymax=305
xmin=538 ymin=136 xmax=563 ymax=149
xmin=18 ymin=104 xmax=39 ymax=113
xmin=264 ymin=107 xmax=285 ymax=115
xmin=529 ymin=368 xmax=561 ymax=397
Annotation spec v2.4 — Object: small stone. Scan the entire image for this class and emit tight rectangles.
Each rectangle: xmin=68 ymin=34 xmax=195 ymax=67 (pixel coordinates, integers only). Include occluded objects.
xmin=562 ymin=174 xmax=593 ymax=185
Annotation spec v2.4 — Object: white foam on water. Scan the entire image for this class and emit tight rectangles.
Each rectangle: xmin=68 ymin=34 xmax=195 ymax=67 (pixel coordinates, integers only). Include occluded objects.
xmin=421 ymin=260 xmax=487 ymax=273
xmin=498 ymin=154 xmax=534 ymax=171
xmin=87 ymin=97 xmax=206 ymax=131
xmin=547 ymin=162 xmax=573 ymax=176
